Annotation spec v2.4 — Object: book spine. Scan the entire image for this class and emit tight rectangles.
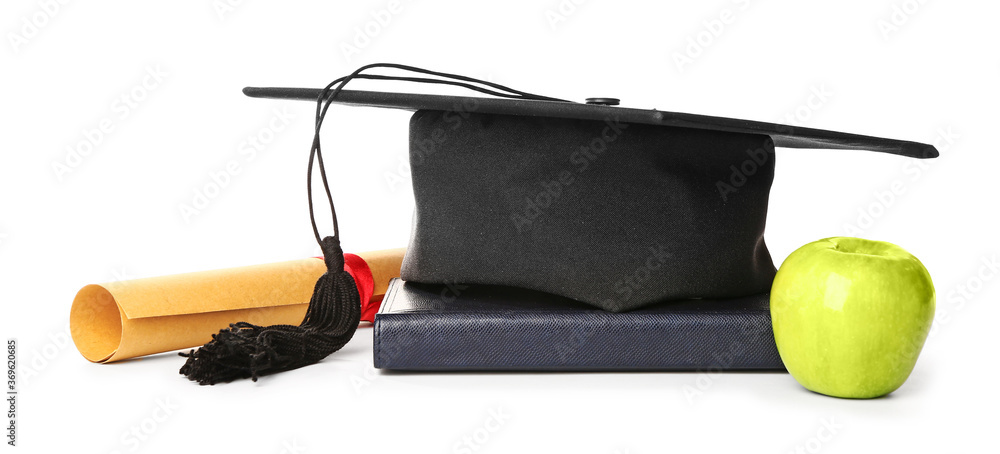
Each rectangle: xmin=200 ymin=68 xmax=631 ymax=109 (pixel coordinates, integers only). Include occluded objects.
xmin=373 ymin=311 xmax=784 ymax=371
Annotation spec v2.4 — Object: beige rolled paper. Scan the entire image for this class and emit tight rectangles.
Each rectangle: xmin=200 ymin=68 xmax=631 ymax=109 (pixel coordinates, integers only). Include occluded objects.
xmin=70 ymin=248 xmax=406 ymax=363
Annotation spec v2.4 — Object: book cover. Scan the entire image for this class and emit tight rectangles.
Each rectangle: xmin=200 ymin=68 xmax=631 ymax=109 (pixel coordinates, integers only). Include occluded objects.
xmin=373 ymin=279 xmax=785 ymax=371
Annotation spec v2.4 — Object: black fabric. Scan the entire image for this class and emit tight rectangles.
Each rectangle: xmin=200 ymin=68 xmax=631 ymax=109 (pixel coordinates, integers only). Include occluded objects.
xmin=241 ymin=67 xmax=937 ymax=316
xmin=374 ymin=279 xmax=785 ymax=371
xmin=400 ymin=110 xmax=776 ymax=312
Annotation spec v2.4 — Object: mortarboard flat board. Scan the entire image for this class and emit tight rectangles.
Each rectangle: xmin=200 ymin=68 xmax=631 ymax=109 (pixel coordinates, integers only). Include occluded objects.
xmin=243 ymin=87 xmax=938 ymax=159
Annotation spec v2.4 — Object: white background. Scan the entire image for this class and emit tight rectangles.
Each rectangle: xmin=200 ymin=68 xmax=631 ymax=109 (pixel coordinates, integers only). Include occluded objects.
xmin=2 ymin=0 xmax=998 ymax=452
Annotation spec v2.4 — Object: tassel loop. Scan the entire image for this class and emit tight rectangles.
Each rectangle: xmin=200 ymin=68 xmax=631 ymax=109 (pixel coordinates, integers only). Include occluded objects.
xmin=321 ymin=236 xmax=345 ymax=270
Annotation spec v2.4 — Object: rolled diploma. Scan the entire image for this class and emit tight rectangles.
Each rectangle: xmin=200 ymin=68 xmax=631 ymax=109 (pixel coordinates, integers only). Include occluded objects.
xmin=70 ymin=248 xmax=405 ymax=363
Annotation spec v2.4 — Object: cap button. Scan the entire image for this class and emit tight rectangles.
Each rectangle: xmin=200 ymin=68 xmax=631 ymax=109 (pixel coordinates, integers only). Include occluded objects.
xmin=585 ymin=97 xmax=620 ymax=106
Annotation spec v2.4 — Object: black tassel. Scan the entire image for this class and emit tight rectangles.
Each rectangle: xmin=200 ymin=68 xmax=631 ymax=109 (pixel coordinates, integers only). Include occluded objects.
xmin=179 ymin=236 xmax=360 ymax=385
xmin=178 ymin=65 xmax=560 ymax=385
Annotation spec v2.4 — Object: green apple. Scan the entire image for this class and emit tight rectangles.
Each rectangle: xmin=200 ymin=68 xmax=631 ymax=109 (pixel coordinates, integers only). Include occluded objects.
xmin=770 ymin=237 xmax=935 ymax=399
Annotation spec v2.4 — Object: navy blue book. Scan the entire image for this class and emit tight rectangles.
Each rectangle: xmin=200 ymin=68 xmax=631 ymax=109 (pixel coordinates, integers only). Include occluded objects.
xmin=373 ymin=279 xmax=785 ymax=371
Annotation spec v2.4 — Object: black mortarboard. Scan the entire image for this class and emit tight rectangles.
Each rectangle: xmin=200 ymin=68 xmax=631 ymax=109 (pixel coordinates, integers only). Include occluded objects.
xmin=180 ymin=63 xmax=938 ymax=384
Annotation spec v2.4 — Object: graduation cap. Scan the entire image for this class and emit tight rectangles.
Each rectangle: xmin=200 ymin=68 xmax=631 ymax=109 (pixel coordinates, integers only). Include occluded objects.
xmin=179 ymin=63 xmax=938 ymax=384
